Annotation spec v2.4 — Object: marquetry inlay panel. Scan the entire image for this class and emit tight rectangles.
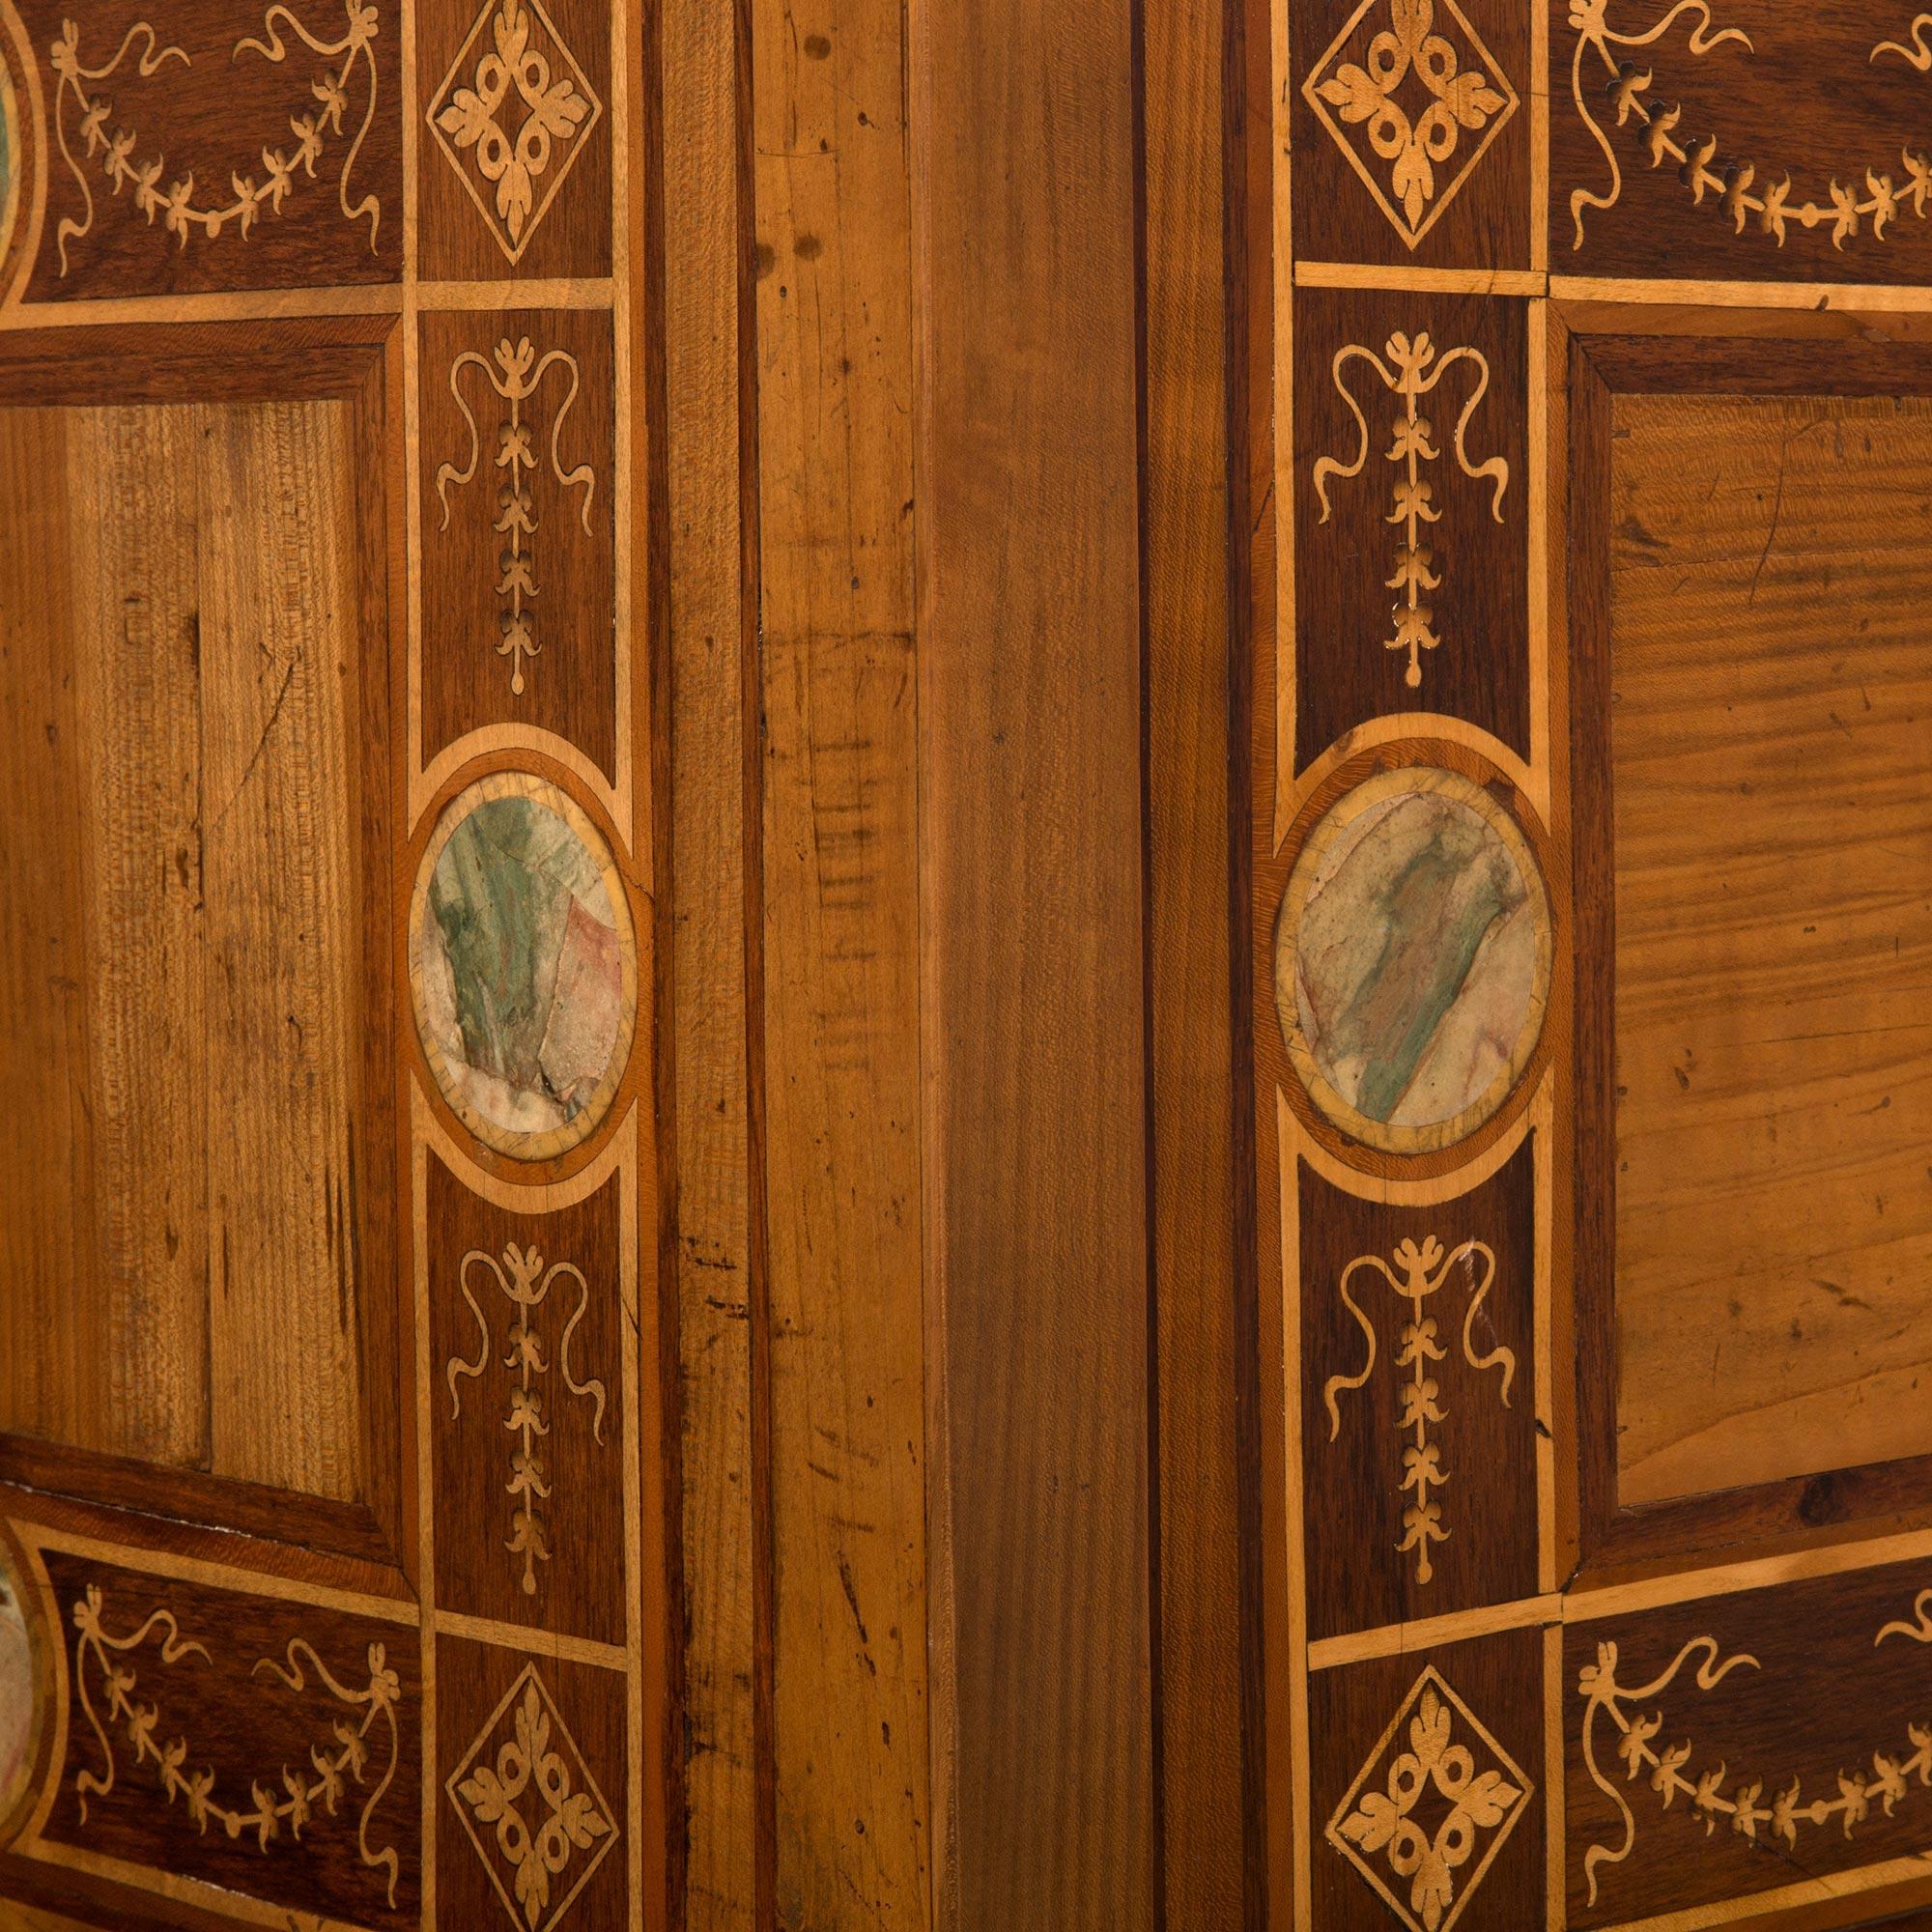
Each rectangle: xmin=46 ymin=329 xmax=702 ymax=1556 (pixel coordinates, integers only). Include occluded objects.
xmin=415 ymin=0 xmax=611 ymax=280
xmin=1566 ymin=1563 xmax=1932 ymax=1926
xmin=1290 ymin=290 xmax=1530 ymax=768
xmin=0 ymin=0 xmax=653 ymax=1916
xmin=1310 ymin=1630 xmax=1547 ymax=1930
xmin=1264 ymin=3 xmax=1932 ymax=1926
xmin=418 ymin=306 xmax=617 ymax=780
xmin=426 ymin=1148 xmax=630 ymax=1645
xmin=1550 ymin=0 xmax=1932 ymax=282
xmin=28 ymin=1545 xmax=421 ymax=1926
xmin=1290 ymin=0 xmax=1531 ymax=270
xmin=1300 ymin=1141 xmax=1539 ymax=1638
xmin=435 ymin=1635 xmax=626 ymax=1932
xmin=12 ymin=0 xmax=404 ymax=299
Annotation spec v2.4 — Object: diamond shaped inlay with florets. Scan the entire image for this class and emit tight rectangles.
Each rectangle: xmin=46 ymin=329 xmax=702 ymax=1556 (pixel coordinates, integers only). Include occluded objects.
xmin=447 ymin=1663 xmax=617 ymax=1931
xmin=1326 ymin=1665 xmax=1533 ymax=1932
xmin=427 ymin=0 xmax=602 ymax=263
xmin=1302 ymin=0 xmax=1519 ymax=249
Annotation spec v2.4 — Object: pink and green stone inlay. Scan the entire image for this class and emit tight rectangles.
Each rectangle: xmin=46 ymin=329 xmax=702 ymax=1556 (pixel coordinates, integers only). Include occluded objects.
xmin=1279 ymin=768 xmax=1549 ymax=1152
xmin=414 ymin=782 xmax=631 ymax=1152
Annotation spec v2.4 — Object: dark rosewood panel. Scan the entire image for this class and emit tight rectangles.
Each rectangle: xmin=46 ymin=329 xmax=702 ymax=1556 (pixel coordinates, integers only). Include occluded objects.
xmin=36 ymin=1550 xmax=421 ymax=1927
xmin=16 ymin=0 xmax=403 ymax=301
xmin=1566 ymin=1563 xmax=1932 ymax=1926
xmin=1300 ymin=1140 xmax=1539 ymax=1641
xmin=435 ymin=1633 xmax=627 ymax=1931
xmin=1551 ymin=0 xmax=1932 ymax=286
xmin=416 ymin=0 xmax=613 ymax=282
xmin=1290 ymin=0 xmax=1530 ymax=270
xmin=428 ymin=1152 xmax=628 ymax=1647
xmin=418 ymin=306 xmax=616 ymax=781
xmin=1310 ymin=1627 xmax=1545 ymax=1930
xmin=1292 ymin=288 xmax=1528 ymax=773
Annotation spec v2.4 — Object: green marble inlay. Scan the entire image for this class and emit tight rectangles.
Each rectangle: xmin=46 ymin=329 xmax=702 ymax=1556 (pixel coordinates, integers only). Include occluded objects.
xmin=422 ymin=792 xmax=624 ymax=1136
xmin=0 ymin=60 xmax=14 ymax=260
xmin=1294 ymin=788 xmax=1537 ymax=1130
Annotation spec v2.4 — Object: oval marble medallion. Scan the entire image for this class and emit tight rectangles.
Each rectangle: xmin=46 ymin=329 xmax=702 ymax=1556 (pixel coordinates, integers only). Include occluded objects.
xmin=411 ymin=773 xmax=638 ymax=1160
xmin=1276 ymin=764 xmax=1550 ymax=1155
xmin=0 ymin=30 xmax=17 ymax=290
xmin=0 ymin=1538 xmax=44 ymax=1841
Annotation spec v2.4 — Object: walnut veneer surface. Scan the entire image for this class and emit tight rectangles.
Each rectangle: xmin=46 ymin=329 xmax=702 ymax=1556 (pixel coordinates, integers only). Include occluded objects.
xmin=1609 ymin=390 xmax=1932 ymax=1506
xmin=0 ymin=397 xmax=368 ymax=1503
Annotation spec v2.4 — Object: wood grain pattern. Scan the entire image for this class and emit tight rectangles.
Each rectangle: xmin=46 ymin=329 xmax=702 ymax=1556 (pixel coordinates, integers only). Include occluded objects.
xmin=1143 ymin=0 xmax=1250 ymax=1910
xmin=1570 ymin=320 xmax=1932 ymax=1575
xmin=659 ymin=0 xmax=757 ymax=1903
xmin=749 ymin=0 xmax=929 ymax=1920
xmin=1291 ymin=288 xmax=1529 ymax=771
xmin=917 ymin=0 xmax=1152 ymax=1913
xmin=0 ymin=394 xmax=369 ymax=1505
xmin=15 ymin=0 xmax=403 ymax=302
xmin=1609 ymin=387 xmax=1932 ymax=1510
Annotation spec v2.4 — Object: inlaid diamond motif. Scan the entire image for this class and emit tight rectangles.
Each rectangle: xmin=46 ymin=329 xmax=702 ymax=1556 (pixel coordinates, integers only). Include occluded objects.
xmin=1326 ymin=1665 xmax=1532 ymax=1932
xmin=448 ymin=1663 xmax=617 ymax=1930
xmin=427 ymin=0 xmax=603 ymax=264
xmin=1302 ymin=0 xmax=1518 ymax=250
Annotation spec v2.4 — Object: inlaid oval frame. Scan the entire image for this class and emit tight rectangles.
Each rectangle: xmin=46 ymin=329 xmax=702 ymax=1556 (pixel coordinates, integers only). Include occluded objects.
xmin=0 ymin=0 xmax=42 ymax=309
xmin=409 ymin=768 xmax=639 ymax=1166
xmin=0 ymin=1521 xmax=51 ymax=1849
xmin=1274 ymin=755 xmax=1553 ymax=1159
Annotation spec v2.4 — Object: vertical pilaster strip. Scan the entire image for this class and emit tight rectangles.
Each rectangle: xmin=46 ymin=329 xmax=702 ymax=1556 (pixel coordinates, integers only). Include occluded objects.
xmin=918 ymin=0 xmax=1154 ymax=1909
xmin=1144 ymin=0 xmax=1246 ymax=1912
xmin=748 ymin=0 xmax=929 ymax=1921
xmin=662 ymin=0 xmax=758 ymax=1902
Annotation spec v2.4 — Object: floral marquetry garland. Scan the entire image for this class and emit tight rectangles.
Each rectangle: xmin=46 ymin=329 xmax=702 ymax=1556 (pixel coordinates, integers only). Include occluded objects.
xmin=69 ymin=1586 xmax=404 ymax=1907
xmin=1566 ymin=0 xmax=1932 ymax=252
xmin=1323 ymin=1235 xmax=1514 ymax=1585
xmin=1311 ymin=330 xmax=1509 ymax=691
xmin=48 ymin=3 xmax=383 ymax=273
xmin=1578 ymin=1603 xmax=1932 ymax=1909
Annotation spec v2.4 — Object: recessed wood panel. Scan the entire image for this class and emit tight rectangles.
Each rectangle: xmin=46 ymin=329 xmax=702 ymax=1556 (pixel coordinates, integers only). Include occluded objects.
xmin=0 ymin=395 xmax=372 ymax=1505
xmin=1608 ymin=388 xmax=1932 ymax=1509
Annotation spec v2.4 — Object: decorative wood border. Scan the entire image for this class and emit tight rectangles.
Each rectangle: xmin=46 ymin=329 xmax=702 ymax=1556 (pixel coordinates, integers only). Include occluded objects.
xmin=1 ymin=1523 xmax=419 ymax=1932
xmin=0 ymin=0 xmax=668 ymax=1922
